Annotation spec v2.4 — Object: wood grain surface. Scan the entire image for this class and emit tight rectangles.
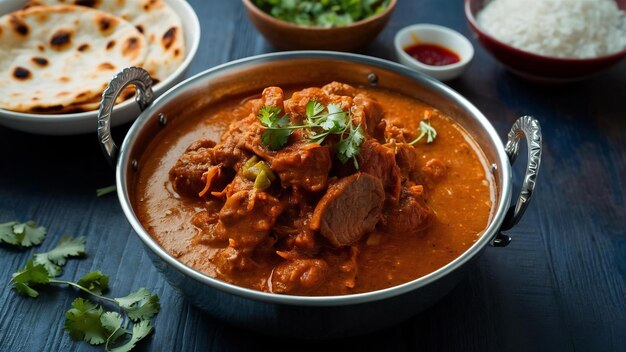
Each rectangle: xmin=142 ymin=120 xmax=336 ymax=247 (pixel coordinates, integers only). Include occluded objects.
xmin=1 ymin=0 xmax=625 ymax=351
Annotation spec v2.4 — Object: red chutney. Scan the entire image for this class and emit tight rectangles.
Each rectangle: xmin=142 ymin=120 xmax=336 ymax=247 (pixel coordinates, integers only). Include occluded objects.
xmin=405 ymin=43 xmax=460 ymax=66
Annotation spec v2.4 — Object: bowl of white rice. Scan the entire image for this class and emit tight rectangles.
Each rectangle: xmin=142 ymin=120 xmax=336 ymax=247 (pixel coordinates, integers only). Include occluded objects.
xmin=465 ymin=0 xmax=626 ymax=82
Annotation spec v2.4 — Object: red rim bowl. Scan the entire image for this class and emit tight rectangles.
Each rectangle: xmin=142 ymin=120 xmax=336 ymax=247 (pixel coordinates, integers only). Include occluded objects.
xmin=465 ymin=0 xmax=626 ymax=82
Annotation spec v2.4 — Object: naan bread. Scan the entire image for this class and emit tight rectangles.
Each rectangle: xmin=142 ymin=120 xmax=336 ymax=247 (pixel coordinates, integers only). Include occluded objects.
xmin=27 ymin=0 xmax=186 ymax=83
xmin=0 ymin=5 xmax=147 ymax=113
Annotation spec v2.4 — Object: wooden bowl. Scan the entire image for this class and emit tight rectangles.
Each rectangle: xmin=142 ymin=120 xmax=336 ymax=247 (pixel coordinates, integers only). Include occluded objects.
xmin=242 ymin=0 xmax=397 ymax=51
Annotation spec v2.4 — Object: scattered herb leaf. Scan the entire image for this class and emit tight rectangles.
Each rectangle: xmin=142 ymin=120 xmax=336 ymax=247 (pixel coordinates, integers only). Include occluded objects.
xmin=96 ymin=185 xmax=117 ymax=197
xmin=8 ymin=233 xmax=159 ymax=351
xmin=0 ymin=220 xmax=46 ymax=247
xmin=77 ymin=271 xmax=110 ymax=295
xmin=108 ymin=320 xmax=153 ymax=352
xmin=65 ymin=298 xmax=109 ymax=345
xmin=114 ymin=288 xmax=161 ymax=321
xmin=10 ymin=260 xmax=50 ymax=298
xmin=409 ymin=120 xmax=437 ymax=145
xmin=34 ymin=236 xmax=86 ymax=277
xmin=0 ymin=221 xmax=19 ymax=245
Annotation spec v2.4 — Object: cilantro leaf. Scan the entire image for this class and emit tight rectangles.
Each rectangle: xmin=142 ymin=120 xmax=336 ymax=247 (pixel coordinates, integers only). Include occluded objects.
xmin=64 ymin=298 xmax=108 ymax=345
xmin=409 ymin=120 xmax=437 ymax=145
xmin=257 ymin=106 xmax=283 ymax=127
xmin=109 ymin=320 xmax=153 ymax=352
xmin=1 ymin=220 xmax=46 ymax=247
xmin=100 ymin=311 xmax=127 ymax=345
xmin=34 ymin=236 xmax=86 ymax=277
xmin=0 ymin=221 xmax=19 ymax=245
xmin=96 ymin=185 xmax=117 ymax=197
xmin=77 ymin=271 xmax=110 ymax=295
xmin=10 ymin=260 xmax=50 ymax=298
xmin=305 ymin=100 xmax=324 ymax=119
xmin=114 ymin=288 xmax=160 ymax=321
xmin=337 ymin=125 xmax=365 ymax=168
xmin=258 ymin=106 xmax=294 ymax=150
xmin=262 ymin=128 xmax=293 ymax=150
xmin=13 ymin=221 xmax=46 ymax=247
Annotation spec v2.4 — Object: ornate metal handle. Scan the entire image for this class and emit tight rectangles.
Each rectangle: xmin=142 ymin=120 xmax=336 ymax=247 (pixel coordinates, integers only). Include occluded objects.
xmin=97 ymin=67 xmax=154 ymax=167
xmin=492 ymin=116 xmax=542 ymax=247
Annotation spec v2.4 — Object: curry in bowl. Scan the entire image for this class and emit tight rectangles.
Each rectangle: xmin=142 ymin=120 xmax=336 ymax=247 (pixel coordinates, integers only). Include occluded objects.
xmin=134 ymin=81 xmax=494 ymax=296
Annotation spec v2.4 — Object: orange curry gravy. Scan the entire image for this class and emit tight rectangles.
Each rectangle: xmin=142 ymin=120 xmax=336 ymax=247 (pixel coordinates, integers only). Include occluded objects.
xmin=134 ymin=83 xmax=494 ymax=296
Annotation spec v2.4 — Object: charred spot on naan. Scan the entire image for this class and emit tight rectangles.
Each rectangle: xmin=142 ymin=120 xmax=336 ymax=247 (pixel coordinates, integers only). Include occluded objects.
xmin=98 ymin=62 xmax=115 ymax=70
xmin=135 ymin=24 xmax=144 ymax=34
xmin=122 ymin=36 xmax=141 ymax=57
xmin=9 ymin=15 xmax=29 ymax=36
xmin=162 ymin=27 xmax=177 ymax=50
xmin=31 ymin=57 xmax=49 ymax=66
xmin=78 ymin=43 xmax=90 ymax=51
xmin=74 ymin=0 xmax=100 ymax=7
xmin=142 ymin=0 xmax=160 ymax=11
xmin=50 ymin=29 xmax=73 ymax=50
xmin=13 ymin=67 xmax=32 ymax=80
xmin=95 ymin=13 xmax=118 ymax=34
xmin=106 ymin=39 xmax=115 ymax=50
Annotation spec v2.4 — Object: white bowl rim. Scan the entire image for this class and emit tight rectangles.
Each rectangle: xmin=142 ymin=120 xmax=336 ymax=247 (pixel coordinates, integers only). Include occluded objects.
xmin=0 ymin=0 xmax=201 ymax=124
xmin=394 ymin=23 xmax=475 ymax=72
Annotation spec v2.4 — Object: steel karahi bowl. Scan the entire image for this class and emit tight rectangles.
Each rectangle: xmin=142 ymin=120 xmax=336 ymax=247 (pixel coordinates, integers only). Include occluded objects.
xmin=97 ymin=51 xmax=542 ymax=339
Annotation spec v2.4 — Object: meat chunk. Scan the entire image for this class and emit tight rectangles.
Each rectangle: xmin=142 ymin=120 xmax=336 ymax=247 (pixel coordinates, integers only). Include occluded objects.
xmin=351 ymin=94 xmax=384 ymax=138
xmin=422 ymin=158 xmax=447 ymax=184
xmin=311 ymin=173 xmax=385 ymax=247
xmin=322 ymin=81 xmax=357 ymax=97
xmin=215 ymin=190 xmax=284 ymax=249
xmin=358 ymin=140 xmax=402 ymax=202
xmin=271 ymin=141 xmax=333 ymax=192
xmin=394 ymin=143 xmax=422 ymax=183
xmin=261 ymin=86 xmax=284 ymax=111
xmin=211 ymin=246 xmax=255 ymax=274
xmin=380 ymin=185 xmax=433 ymax=235
xmin=270 ymin=259 xmax=329 ymax=294
xmin=169 ymin=139 xmax=216 ymax=197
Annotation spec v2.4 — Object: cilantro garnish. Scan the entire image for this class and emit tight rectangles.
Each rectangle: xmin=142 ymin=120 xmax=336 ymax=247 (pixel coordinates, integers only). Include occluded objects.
xmin=0 ymin=220 xmax=46 ymax=247
xmin=258 ymin=106 xmax=294 ymax=150
xmin=253 ymin=0 xmax=391 ymax=28
xmin=34 ymin=235 xmax=86 ymax=277
xmin=257 ymin=100 xmax=365 ymax=167
xmin=8 ymin=233 xmax=159 ymax=351
xmin=409 ymin=120 xmax=438 ymax=145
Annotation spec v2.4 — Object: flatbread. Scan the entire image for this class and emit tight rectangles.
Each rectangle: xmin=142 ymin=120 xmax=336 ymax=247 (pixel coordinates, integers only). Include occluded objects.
xmin=0 ymin=5 xmax=147 ymax=113
xmin=27 ymin=0 xmax=186 ymax=83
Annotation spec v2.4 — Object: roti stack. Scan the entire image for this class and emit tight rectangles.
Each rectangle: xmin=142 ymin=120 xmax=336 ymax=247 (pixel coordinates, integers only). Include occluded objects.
xmin=26 ymin=0 xmax=186 ymax=85
xmin=0 ymin=0 xmax=185 ymax=114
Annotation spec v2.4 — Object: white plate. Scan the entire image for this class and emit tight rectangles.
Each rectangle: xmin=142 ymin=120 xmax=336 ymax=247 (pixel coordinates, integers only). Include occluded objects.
xmin=0 ymin=0 xmax=200 ymax=135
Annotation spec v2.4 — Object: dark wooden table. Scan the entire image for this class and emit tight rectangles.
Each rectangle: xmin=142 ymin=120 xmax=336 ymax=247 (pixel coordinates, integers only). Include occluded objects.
xmin=1 ymin=1 xmax=625 ymax=351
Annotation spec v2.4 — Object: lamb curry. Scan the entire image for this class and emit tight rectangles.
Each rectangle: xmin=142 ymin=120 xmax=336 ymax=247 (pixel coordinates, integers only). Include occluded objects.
xmin=134 ymin=82 xmax=494 ymax=296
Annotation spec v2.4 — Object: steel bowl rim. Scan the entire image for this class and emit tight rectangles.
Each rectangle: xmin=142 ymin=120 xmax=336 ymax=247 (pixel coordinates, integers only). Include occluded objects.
xmin=116 ymin=50 xmax=512 ymax=307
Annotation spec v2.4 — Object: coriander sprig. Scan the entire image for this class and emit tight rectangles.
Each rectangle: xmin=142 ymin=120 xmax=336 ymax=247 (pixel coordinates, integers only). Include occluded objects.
xmin=8 ymin=234 xmax=159 ymax=352
xmin=409 ymin=120 xmax=437 ymax=145
xmin=257 ymin=100 xmax=365 ymax=167
xmin=0 ymin=220 xmax=46 ymax=247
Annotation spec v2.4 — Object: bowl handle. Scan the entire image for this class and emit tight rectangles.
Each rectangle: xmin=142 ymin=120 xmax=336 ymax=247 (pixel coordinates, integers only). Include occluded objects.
xmin=97 ymin=67 xmax=154 ymax=167
xmin=492 ymin=116 xmax=542 ymax=247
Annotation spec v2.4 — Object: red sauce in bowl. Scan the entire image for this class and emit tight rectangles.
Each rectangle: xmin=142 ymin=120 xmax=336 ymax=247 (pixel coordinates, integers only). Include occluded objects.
xmin=405 ymin=43 xmax=460 ymax=66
